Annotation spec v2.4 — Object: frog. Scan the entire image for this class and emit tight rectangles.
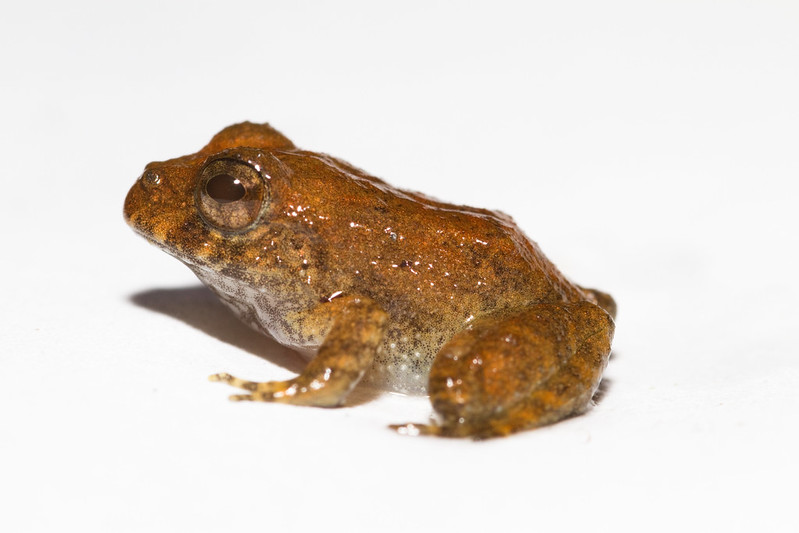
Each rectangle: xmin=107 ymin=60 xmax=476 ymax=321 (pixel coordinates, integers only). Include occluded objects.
xmin=124 ymin=122 xmax=616 ymax=438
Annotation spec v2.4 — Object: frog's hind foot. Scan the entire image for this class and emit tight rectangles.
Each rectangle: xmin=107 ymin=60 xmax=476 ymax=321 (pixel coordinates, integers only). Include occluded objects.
xmin=395 ymin=302 xmax=614 ymax=439
xmin=389 ymin=421 xmax=495 ymax=439
xmin=389 ymin=422 xmax=443 ymax=437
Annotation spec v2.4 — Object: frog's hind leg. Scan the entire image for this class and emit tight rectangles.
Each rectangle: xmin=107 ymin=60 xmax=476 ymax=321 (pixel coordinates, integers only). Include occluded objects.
xmin=210 ymin=296 xmax=388 ymax=407
xmin=391 ymin=302 xmax=614 ymax=438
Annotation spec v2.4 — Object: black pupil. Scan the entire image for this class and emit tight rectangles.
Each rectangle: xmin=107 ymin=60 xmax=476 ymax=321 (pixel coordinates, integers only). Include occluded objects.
xmin=206 ymin=174 xmax=246 ymax=203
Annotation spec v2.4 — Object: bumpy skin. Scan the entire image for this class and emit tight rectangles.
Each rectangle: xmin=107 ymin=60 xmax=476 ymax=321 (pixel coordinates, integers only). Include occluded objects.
xmin=124 ymin=122 xmax=616 ymax=438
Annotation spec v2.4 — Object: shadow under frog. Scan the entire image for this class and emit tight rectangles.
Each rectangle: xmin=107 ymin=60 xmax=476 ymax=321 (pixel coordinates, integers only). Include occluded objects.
xmin=130 ymin=285 xmax=382 ymax=406
xmin=124 ymin=122 xmax=617 ymax=439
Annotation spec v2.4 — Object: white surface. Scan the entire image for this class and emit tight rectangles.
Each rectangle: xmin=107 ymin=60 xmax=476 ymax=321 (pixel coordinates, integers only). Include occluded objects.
xmin=2 ymin=1 xmax=798 ymax=532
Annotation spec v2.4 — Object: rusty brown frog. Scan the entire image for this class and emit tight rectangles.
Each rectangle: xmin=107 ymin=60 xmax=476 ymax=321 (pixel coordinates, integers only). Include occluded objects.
xmin=124 ymin=122 xmax=616 ymax=438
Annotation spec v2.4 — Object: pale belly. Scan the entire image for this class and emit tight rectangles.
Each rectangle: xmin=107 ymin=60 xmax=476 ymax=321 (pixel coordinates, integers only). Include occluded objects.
xmin=188 ymin=263 xmax=439 ymax=395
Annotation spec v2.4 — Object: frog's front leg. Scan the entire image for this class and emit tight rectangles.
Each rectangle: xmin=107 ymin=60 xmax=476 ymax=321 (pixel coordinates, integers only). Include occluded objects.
xmin=210 ymin=296 xmax=388 ymax=407
xmin=392 ymin=301 xmax=614 ymax=438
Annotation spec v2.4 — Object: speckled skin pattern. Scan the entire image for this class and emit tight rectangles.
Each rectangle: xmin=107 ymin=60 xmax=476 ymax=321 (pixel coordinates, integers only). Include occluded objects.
xmin=124 ymin=122 xmax=616 ymax=438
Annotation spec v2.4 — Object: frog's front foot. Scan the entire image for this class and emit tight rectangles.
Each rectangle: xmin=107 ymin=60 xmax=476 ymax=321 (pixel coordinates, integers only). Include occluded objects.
xmin=209 ymin=369 xmax=362 ymax=407
xmin=208 ymin=372 xmax=254 ymax=391
xmin=394 ymin=302 xmax=615 ymax=439
xmin=209 ymin=373 xmax=309 ymax=403
xmin=210 ymin=295 xmax=389 ymax=407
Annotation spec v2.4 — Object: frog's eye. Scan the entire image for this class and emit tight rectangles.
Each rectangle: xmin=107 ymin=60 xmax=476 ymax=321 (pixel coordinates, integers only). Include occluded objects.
xmin=205 ymin=173 xmax=246 ymax=203
xmin=196 ymin=159 xmax=266 ymax=231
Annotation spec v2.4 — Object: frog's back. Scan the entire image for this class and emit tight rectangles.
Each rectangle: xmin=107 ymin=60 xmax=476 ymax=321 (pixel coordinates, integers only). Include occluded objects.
xmin=279 ymin=151 xmax=587 ymax=316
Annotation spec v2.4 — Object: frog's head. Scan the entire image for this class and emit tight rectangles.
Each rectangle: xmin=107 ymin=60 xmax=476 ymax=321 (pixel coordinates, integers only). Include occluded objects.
xmin=124 ymin=122 xmax=314 ymax=286
xmin=126 ymin=121 xmax=402 ymax=302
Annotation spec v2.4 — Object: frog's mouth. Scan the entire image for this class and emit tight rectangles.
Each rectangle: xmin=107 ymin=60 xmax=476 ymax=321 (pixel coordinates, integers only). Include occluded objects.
xmin=124 ymin=176 xmax=212 ymax=269
xmin=128 ymin=224 xmax=212 ymax=270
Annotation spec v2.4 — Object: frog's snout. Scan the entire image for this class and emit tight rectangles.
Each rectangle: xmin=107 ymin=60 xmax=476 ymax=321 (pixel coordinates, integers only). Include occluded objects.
xmin=124 ymin=169 xmax=163 ymax=229
xmin=123 ymin=174 xmax=145 ymax=225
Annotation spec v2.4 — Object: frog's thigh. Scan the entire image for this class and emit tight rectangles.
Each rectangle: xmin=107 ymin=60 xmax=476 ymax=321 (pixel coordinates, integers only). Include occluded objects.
xmin=401 ymin=302 xmax=614 ymax=438
xmin=211 ymin=296 xmax=388 ymax=407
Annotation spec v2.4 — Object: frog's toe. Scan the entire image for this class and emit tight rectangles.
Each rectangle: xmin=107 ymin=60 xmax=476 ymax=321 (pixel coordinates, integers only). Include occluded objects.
xmin=209 ymin=372 xmax=259 ymax=391
xmin=229 ymin=393 xmax=255 ymax=402
xmin=389 ymin=422 xmax=442 ymax=437
xmin=228 ymin=389 xmax=294 ymax=402
xmin=211 ymin=373 xmax=292 ymax=400
xmin=389 ymin=421 xmax=500 ymax=439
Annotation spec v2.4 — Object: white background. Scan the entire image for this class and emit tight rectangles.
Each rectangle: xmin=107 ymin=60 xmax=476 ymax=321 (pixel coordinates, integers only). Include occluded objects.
xmin=2 ymin=1 xmax=798 ymax=531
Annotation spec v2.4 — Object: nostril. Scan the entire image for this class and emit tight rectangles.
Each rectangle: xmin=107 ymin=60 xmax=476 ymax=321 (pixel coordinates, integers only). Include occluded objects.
xmin=141 ymin=169 xmax=161 ymax=188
